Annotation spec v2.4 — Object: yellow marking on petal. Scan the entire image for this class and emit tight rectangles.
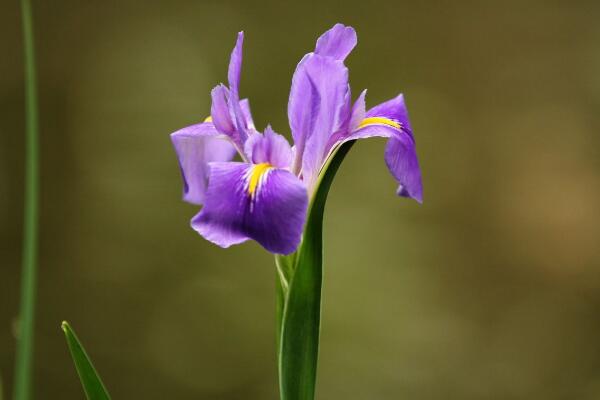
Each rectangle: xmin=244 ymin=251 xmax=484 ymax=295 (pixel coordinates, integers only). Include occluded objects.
xmin=204 ymin=116 xmax=213 ymax=123
xmin=248 ymin=163 xmax=273 ymax=196
xmin=357 ymin=116 xmax=402 ymax=130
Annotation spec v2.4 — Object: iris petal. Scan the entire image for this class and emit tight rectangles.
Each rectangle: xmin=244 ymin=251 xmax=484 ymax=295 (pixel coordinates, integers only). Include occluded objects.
xmin=385 ymin=135 xmax=423 ymax=202
xmin=315 ymin=23 xmax=357 ymax=61
xmin=288 ymin=53 xmax=350 ymax=189
xmin=227 ymin=31 xmax=249 ymax=143
xmin=239 ymin=98 xmax=255 ymax=130
xmin=192 ymin=162 xmax=308 ymax=254
xmin=209 ymin=32 xmax=252 ymax=147
xmin=211 ymin=84 xmax=236 ymax=137
xmin=365 ymin=93 xmax=412 ymax=132
xmin=170 ymin=122 xmax=236 ymax=205
xmin=244 ymin=126 xmax=293 ymax=168
xmin=349 ymin=89 xmax=367 ymax=132
xmin=336 ymin=93 xmax=423 ymax=203
xmin=228 ymin=32 xmax=244 ymax=94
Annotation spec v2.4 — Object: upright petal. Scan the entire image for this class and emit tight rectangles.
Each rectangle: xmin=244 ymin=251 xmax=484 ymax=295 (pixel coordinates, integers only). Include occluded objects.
xmin=244 ymin=126 xmax=293 ymax=168
xmin=288 ymin=54 xmax=320 ymax=173
xmin=315 ymin=23 xmax=357 ymax=61
xmin=192 ymin=162 xmax=308 ymax=254
xmin=211 ymin=84 xmax=235 ymax=136
xmin=228 ymin=32 xmax=244 ymax=93
xmin=210 ymin=33 xmax=250 ymax=146
xmin=302 ymin=55 xmax=350 ymax=188
xmin=227 ymin=31 xmax=249 ymax=143
xmin=349 ymin=89 xmax=367 ymax=132
xmin=326 ymin=89 xmax=366 ymax=151
xmin=288 ymin=53 xmax=350 ymax=188
xmin=170 ymin=122 xmax=236 ymax=205
xmin=239 ymin=98 xmax=255 ymax=130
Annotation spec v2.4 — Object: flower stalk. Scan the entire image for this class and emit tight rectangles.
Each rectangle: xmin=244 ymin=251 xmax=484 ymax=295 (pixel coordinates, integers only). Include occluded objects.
xmin=13 ymin=0 xmax=40 ymax=399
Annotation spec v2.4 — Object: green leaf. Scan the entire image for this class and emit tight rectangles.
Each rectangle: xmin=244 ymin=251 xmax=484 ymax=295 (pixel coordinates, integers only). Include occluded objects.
xmin=61 ymin=321 xmax=111 ymax=400
xmin=277 ymin=141 xmax=355 ymax=400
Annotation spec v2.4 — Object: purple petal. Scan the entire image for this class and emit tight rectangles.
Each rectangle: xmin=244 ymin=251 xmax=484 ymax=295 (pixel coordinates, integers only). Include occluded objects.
xmin=170 ymin=122 xmax=236 ymax=205
xmin=228 ymin=32 xmax=244 ymax=94
xmin=244 ymin=126 xmax=293 ymax=168
xmin=315 ymin=23 xmax=357 ymax=61
xmin=385 ymin=135 xmax=423 ymax=203
xmin=345 ymin=93 xmax=412 ymax=142
xmin=335 ymin=93 xmax=423 ymax=203
xmin=239 ymin=98 xmax=255 ymax=130
xmin=326 ymin=89 xmax=366 ymax=151
xmin=211 ymin=84 xmax=235 ymax=136
xmin=288 ymin=53 xmax=350 ymax=188
xmin=192 ymin=162 xmax=308 ymax=254
xmin=349 ymin=89 xmax=367 ymax=132
xmin=226 ymin=32 xmax=249 ymax=143
xmin=366 ymin=93 xmax=412 ymax=133
xmin=211 ymin=33 xmax=250 ymax=146
xmin=288 ymin=54 xmax=320 ymax=172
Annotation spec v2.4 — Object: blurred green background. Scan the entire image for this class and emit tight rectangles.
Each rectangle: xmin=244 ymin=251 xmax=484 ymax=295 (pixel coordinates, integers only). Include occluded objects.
xmin=2 ymin=0 xmax=600 ymax=399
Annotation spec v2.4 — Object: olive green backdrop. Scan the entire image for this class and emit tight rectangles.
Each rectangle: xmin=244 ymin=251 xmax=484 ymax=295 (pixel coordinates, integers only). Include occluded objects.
xmin=2 ymin=0 xmax=600 ymax=399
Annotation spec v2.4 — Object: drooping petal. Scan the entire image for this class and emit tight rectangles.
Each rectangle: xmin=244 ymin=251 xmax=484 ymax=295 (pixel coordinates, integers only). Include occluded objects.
xmin=170 ymin=122 xmax=236 ymax=205
xmin=365 ymin=93 xmax=412 ymax=132
xmin=385 ymin=135 xmax=423 ymax=203
xmin=345 ymin=93 xmax=412 ymax=141
xmin=192 ymin=162 xmax=308 ymax=254
xmin=315 ymin=23 xmax=357 ymax=61
xmin=244 ymin=126 xmax=293 ymax=168
xmin=337 ymin=93 xmax=423 ymax=203
xmin=288 ymin=53 xmax=350 ymax=188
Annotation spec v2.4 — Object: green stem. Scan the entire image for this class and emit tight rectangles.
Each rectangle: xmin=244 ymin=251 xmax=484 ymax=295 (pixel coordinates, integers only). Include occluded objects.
xmin=13 ymin=0 xmax=39 ymax=399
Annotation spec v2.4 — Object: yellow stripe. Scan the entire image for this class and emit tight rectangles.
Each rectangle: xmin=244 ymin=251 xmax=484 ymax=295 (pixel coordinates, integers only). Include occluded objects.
xmin=357 ymin=116 xmax=401 ymax=130
xmin=248 ymin=163 xmax=272 ymax=196
xmin=204 ymin=116 xmax=213 ymax=123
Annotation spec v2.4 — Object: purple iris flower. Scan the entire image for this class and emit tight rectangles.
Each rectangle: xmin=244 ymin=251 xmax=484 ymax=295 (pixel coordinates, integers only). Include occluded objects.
xmin=171 ymin=24 xmax=422 ymax=255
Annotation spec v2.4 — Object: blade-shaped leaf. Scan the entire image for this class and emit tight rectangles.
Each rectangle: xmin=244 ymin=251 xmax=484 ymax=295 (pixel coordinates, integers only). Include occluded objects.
xmin=61 ymin=321 xmax=111 ymax=400
xmin=277 ymin=141 xmax=355 ymax=400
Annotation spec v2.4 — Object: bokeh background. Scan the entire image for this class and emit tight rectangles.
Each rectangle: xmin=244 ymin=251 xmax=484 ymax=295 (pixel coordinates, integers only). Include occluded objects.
xmin=2 ymin=0 xmax=600 ymax=398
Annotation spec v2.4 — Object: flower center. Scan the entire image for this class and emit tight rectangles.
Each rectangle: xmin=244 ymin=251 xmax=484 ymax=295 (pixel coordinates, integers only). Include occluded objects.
xmin=357 ymin=117 xmax=402 ymax=130
xmin=248 ymin=163 xmax=273 ymax=196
